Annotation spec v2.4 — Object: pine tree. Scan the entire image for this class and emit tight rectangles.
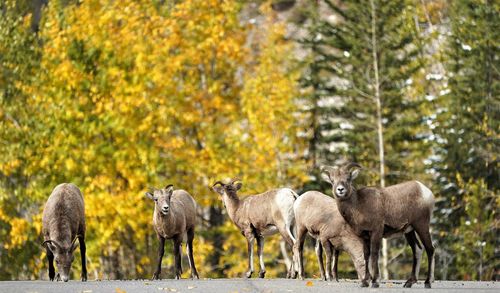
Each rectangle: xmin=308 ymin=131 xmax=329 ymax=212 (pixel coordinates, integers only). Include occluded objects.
xmin=434 ymin=0 xmax=499 ymax=280
xmin=299 ymin=0 xmax=431 ymax=278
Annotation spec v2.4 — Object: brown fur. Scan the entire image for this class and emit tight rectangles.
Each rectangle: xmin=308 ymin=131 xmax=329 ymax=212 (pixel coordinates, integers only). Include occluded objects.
xmin=147 ymin=186 xmax=199 ymax=280
xmin=293 ymin=191 xmax=366 ymax=281
xmin=42 ymin=183 xmax=87 ymax=282
xmin=322 ymin=163 xmax=435 ymax=288
xmin=212 ymin=180 xmax=297 ymax=278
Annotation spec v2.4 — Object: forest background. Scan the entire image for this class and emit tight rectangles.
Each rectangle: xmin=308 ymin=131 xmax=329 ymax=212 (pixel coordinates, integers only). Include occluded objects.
xmin=0 ymin=0 xmax=498 ymax=281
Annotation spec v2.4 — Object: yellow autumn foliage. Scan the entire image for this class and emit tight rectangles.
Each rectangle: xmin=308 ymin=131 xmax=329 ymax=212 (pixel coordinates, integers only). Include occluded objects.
xmin=0 ymin=0 xmax=308 ymax=279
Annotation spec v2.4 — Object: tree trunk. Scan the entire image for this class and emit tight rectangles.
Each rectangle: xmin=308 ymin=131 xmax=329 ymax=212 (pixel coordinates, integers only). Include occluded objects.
xmin=370 ymin=0 xmax=389 ymax=281
xmin=208 ymin=206 xmax=225 ymax=276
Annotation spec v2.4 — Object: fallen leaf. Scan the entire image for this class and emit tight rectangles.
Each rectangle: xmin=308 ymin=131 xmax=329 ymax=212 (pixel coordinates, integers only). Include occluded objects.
xmin=116 ymin=288 xmax=126 ymax=293
xmin=306 ymin=281 xmax=313 ymax=287
xmin=82 ymin=291 xmax=93 ymax=293
xmin=187 ymin=286 xmax=195 ymax=290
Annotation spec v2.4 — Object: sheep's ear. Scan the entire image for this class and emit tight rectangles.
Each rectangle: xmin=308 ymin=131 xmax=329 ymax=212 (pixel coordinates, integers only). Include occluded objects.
xmin=212 ymin=185 xmax=224 ymax=195
xmin=319 ymin=166 xmax=332 ymax=183
xmin=349 ymin=168 xmax=360 ymax=180
xmin=145 ymin=192 xmax=157 ymax=200
xmin=320 ymin=171 xmax=331 ymax=183
xmin=234 ymin=182 xmax=242 ymax=191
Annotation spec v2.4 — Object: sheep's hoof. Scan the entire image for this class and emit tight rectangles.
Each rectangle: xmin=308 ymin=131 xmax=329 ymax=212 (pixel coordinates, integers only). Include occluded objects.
xmin=151 ymin=272 xmax=161 ymax=280
xmin=174 ymin=275 xmax=181 ymax=280
xmin=404 ymin=279 xmax=416 ymax=288
xmin=361 ymin=280 xmax=369 ymax=287
xmin=245 ymin=271 xmax=253 ymax=278
xmin=192 ymin=273 xmax=199 ymax=280
xmin=55 ymin=273 xmax=61 ymax=282
xmin=81 ymin=276 xmax=87 ymax=282
xmin=371 ymin=282 xmax=380 ymax=288
xmin=425 ymin=281 xmax=431 ymax=288
xmin=258 ymin=271 xmax=266 ymax=278
xmin=326 ymin=275 xmax=333 ymax=282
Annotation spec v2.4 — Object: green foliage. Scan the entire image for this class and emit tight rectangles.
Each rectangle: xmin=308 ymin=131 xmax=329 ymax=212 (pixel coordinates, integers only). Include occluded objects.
xmin=300 ymin=0 xmax=431 ymax=186
xmin=433 ymin=0 xmax=499 ymax=280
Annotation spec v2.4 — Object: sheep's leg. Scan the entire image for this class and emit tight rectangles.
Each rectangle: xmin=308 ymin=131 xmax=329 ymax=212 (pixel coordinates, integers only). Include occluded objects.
xmin=256 ymin=236 xmax=266 ymax=278
xmin=343 ymin=236 xmax=367 ymax=281
xmin=315 ymin=240 xmax=325 ymax=281
xmin=173 ymin=235 xmax=183 ymax=279
xmin=152 ymin=236 xmax=165 ymax=280
xmin=46 ymin=248 xmax=55 ymax=281
xmin=278 ymin=225 xmax=295 ymax=278
xmin=414 ymin=224 xmax=435 ymax=288
xmin=79 ymin=235 xmax=88 ymax=282
xmin=331 ymin=248 xmax=339 ymax=281
xmin=404 ymin=230 xmax=423 ymax=288
xmin=369 ymin=232 xmax=382 ymax=288
xmin=244 ymin=231 xmax=255 ymax=278
xmin=293 ymin=225 xmax=307 ymax=280
xmin=186 ymin=228 xmax=199 ymax=279
xmin=321 ymin=239 xmax=334 ymax=281
xmin=360 ymin=239 xmax=371 ymax=287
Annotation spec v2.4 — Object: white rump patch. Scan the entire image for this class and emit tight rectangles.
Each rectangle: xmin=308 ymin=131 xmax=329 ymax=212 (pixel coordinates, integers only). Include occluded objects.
xmin=276 ymin=188 xmax=297 ymax=242
xmin=417 ymin=181 xmax=434 ymax=202
xmin=293 ymin=193 xmax=305 ymax=214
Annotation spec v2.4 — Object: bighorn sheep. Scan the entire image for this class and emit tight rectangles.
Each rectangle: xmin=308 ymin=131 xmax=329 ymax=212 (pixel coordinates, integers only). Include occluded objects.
xmin=146 ymin=185 xmax=199 ymax=280
xmin=293 ymin=191 xmax=366 ymax=281
xmin=211 ymin=178 xmax=297 ymax=278
xmin=42 ymin=183 xmax=87 ymax=282
xmin=321 ymin=163 xmax=435 ymax=288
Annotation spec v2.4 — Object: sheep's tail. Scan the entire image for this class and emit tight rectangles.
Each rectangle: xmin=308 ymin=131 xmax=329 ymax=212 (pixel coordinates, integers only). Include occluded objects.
xmin=286 ymin=189 xmax=298 ymax=244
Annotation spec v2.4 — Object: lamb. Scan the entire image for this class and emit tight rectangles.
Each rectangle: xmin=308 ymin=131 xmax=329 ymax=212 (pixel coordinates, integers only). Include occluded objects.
xmin=42 ymin=183 xmax=87 ymax=282
xmin=146 ymin=184 xmax=199 ymax=280
xmin=211 ymin=178 xmax=297 ymax=278
xmin=321 ymin=163 xmax=435 ymax=288
xmin=293 ymin=191 xmax=366 ymax=281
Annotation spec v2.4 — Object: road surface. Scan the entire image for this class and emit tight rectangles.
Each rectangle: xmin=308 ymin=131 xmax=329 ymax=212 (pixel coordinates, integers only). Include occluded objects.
xmin=0 ymin=279 xmax=497 ymax=293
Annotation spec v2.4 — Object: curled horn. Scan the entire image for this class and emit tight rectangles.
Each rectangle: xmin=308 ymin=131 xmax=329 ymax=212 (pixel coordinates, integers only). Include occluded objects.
xmin=42 ymin=239 xmax=61 ymax=250
xmin=164 ymin=184 xmax=174 ymax=190
xmin=229 ymin=177 xmax=241 ymax=185
xmin=342 ymin=162 xmax=362 ymax=171
xmin=320 ymin=165 xmax=338 ymax=174
xmin=212 ymin=181 xmax=224 ymax=187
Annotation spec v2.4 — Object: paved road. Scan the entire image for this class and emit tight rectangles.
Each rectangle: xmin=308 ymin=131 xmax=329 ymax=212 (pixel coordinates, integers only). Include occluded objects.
xmin=0 ymin=279 xmax=498 ymax=293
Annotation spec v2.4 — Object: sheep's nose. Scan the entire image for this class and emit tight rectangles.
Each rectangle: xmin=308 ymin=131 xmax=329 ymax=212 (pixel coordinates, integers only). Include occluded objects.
xmin=62 ymin=275 xmax=69 ymax=282
xmin=162 ymin=206 xmax=169 ymax=212
xmin=337 ymin=186 xmax=345 ymax=193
